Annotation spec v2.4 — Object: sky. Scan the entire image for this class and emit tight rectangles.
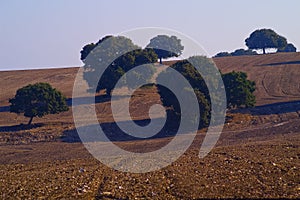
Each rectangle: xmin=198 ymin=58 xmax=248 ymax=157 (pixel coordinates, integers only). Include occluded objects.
xmin=0 ymin=0 xmax=299 ymax=71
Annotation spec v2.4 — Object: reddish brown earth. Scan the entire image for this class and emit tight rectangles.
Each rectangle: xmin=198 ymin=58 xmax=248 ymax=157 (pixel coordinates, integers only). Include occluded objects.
xmin=214 ymin=52 xmax=300 ymax=106
xmin=0 ymin=53 xmax=300 ymax=199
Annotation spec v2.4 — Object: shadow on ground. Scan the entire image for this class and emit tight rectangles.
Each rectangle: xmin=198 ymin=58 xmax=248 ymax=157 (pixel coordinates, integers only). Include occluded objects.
xmin=0 ymin=123 xmax=44 ymax=132
xmin=232 ymin=100 xmax=300 ymax=116
xmin=66 ymin=94 xmax=131 ymax=106
xmin=256 ymin=60 xmax=300 ymax=66
xmin=0 ymin=105 xmax=9 ymax=113
xmin=61 ymin=117 xmax=180 ymax=144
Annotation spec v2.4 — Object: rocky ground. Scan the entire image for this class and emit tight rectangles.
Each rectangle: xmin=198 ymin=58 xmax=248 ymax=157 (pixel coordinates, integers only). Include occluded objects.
xmin=0 ymin=113 xmax=299 ymax=199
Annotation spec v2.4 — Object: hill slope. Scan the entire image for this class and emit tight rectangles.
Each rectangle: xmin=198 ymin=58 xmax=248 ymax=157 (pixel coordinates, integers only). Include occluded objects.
xmin=0 ymin=67 xmax=78 ymax=106
xmin=213 ymin=52 xmax=300 ymax=105
xmin=0 ymin=53 xmax=300 ymax=199
xmin=1 ymin=52 xmax=300 ymax=108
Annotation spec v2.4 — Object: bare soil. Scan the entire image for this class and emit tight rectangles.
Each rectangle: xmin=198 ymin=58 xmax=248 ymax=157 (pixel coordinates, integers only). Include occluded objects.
xmin=0 ymin=53 xmax=300 ymax=199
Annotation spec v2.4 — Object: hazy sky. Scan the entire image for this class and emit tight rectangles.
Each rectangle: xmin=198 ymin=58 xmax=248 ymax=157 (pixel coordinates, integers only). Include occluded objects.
xmin=0 ymin=0 xmax=299 ymax=71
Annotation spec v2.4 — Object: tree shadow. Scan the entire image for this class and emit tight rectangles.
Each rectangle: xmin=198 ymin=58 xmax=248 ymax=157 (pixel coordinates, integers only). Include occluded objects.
xmin=232 ymin=100 xmax=300 ymax=116
xmin=61 ymin=117 xmax=180 ymax=143
xmin=256 ymin=60 xmax=300 ymax=66
xmin=66 ymin=94 xmax=132 ymax=106
xmin=0 ymin=123 xmax=44 ymax=132
xmin=61 ymin=128 xmax=81 ymax=143
xmin=0 ymin=105 xmax=9 ymax=113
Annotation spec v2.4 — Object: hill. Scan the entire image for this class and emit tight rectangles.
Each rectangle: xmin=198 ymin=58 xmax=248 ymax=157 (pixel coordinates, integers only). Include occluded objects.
xmin=1 ymin=52 xmax=300 ymax=108
xmin=0 ymin=52 xmax=300 ymax=199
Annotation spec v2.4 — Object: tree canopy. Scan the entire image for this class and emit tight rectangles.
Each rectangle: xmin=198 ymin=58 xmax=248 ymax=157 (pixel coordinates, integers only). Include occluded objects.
xmin=146 ymin=35 xmax=184 ymax=64
xmin=222 ymin=71 xmax=256 ymax=108
xmin=157 ymin=56 xmax=256 ymax=129
xmin=80 ymin=35 xmax=112 ymax=61
xmin=214 ymin=49 xmax=257 ymax=57
xmin=157 ymin=56 xmax=255 ymax=129
xmin=231 ymin=49 xmax=258 ymax=56
xmin=79 ymin=34 xmax=256 ymax=131
xmin=9 ymin=83 xmax=69 ymax=125
xmin=277 ymin=43 xmax=297 ymax=53
xmin=81 ymin=36 xmax=157 ymax=95
xmin=214 ymin=52 xmax=232 ymax=58
xmin=245 ymin=29 xmax=287 ymax=54
xmin=157 ymin=57 xmax=211 ymax=129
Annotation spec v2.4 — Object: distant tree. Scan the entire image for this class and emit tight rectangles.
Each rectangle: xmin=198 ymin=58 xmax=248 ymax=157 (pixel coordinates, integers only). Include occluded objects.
xmin=277 ymin=43 xmax=297 ymax=52
xmin=9 ymin=83 xmax=69 ymax=125
xmin=81 ymin=36 xmax=157 ymax=95
xmin=80 ymin=43 xmax=96 ymax=61
xmin=231 ymin=49 xmax=258 ymax=56
xmin=80 ymin=35 xmax=112 ymax=61
xmin=214 ymin=52 xmax=232 ymax=58
xmin=214 ymin=49 xmax=257 ymax=57
xmin=146 ymin=35 xmax=184 ymax=64
xmin=245 ymin=29 xmax=287 ymax=54
xmin=222 ymin=71 xmax=256 ymax=108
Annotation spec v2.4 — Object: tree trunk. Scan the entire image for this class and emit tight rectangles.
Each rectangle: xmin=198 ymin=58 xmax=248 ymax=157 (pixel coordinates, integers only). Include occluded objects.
xmin=159 ymin=57 xmax=162 ymax=64
xmin=263 ymin=48 xmax=266 ymax=54
xmin=28 ymin=116 xmax=34 ymax=125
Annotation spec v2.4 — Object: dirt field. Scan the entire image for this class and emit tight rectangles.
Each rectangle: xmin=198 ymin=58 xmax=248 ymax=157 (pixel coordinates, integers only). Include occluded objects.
xmin=214 ymin=52 xmax=300 ymax=106
xmin=0 ymin=53 xmax=300 ymax=199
